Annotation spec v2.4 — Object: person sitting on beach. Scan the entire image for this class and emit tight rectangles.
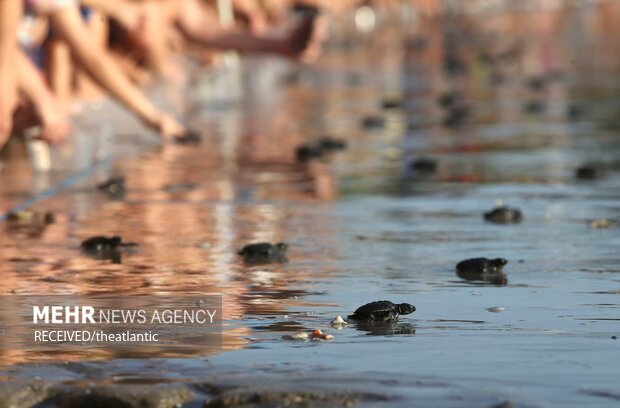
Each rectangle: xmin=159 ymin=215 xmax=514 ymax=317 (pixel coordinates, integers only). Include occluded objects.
xmin=0 ymin=0 xmax=21 ymax=151
xmin=11 ymin=48 xmax=71 ymax=145
xmin=24 ymin=0 xmax=189 ymax=141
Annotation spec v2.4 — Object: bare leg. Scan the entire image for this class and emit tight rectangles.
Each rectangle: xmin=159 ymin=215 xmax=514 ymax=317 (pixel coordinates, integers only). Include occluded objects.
xmin=16 ymin=50 xmax=71 ymax=144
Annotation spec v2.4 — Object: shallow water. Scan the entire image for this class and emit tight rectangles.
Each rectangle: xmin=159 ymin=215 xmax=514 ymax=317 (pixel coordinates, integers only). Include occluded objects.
xmin=1 ymin=2 xmax=620 ymax=407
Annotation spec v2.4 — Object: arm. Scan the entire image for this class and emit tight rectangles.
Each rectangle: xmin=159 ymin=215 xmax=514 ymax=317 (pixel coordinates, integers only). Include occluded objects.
xmin=0 ymin=0 xmax=22 ymax=147
xmin=79 ymin=0 xmax=139 ymax=31
xmin=231 ymin=0 xmax=269 ymax=32
xmin=176 ymin=0 xmax=315 ymax=57
xmin=47 ymin=5 xmax=186 ymax=138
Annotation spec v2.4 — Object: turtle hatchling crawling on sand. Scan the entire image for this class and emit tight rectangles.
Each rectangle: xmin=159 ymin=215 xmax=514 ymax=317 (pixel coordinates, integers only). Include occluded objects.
xmin=484 ymin=206 xmax=522 ymax=224
xmin=238 ymin=242 xmax=288 ymax=264
xmin=348 ymin=301 xmax=416 ymax=322
xmin=456 ymin=258 xmax=508 ymax=285
xmin=80 ymin=236 xmax=138 ymax=264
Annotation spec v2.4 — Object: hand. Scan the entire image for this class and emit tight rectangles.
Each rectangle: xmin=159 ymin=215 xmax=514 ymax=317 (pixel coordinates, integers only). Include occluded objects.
xmin=39 ymin=104 xmax=71 ymax=145
xmin=282 ymin=12 xmax=325 ymax=61
xmin=149 ymin=112 xmax=187 ymax=140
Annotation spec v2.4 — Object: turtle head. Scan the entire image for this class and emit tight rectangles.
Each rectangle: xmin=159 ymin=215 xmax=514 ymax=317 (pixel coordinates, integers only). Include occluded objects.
xmin=398 ymin=303 xmax=416 ymax=315
xmin=275 ymin=242 xmax=288 ymax=253
xmin=491 ymin=258 xmax=508 ymax=267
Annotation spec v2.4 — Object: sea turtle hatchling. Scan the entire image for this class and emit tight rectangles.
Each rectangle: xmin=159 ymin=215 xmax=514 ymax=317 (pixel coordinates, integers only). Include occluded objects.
xmin=81 ymin=236 xmax=123 ymax=253
xmin=238 ymin=242 xmax=288 ymax=264
xmin=347 ymin=300 xmax=416 ymax=322
xmin=456 ymin=258 xmax=508 ymax=285
xmin=80 ymin=236 xmax=138 ymax=264
xmin=484 ymin=206 xmax=523 ymax=224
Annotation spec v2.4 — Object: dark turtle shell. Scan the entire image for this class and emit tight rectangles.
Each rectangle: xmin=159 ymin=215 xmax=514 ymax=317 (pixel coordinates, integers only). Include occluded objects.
xmin=97 ymin=177 xmax=126 ymax=198
xmin=81 ymin=236 xmax=122 ymax=252
xmin=484 ymin=206 xmax=523 ymax=224
xmin=410 ymin=157 xmax=438 ymax=172
xmin=317 ymin=137 xmax=347 ymax=151
xmin=456 ymin=258 xmax=508 ymax=285
xmin=81 ymin=236 xmax=124 ymax=264
xmin=174 ymin=130 xmax=202 ymax=145
xmin=238 ymin=242 xmax=288 ymax=264
xmin=438 ymin=90 xmax=461 ymax=108
xmin=348 ymin=300 xmax=416 ymax=322
xmin=361 ymin=115 xmax=386 ymax=129
xmin=575 ymin=164 xmax=606 ymax=180
xmin=296 ymin=144 xmax=323 ymax=162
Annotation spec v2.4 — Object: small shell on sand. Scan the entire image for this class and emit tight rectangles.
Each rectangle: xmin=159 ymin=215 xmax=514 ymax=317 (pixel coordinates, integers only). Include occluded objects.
xmin=331 ymin=316 xmax=348 ymax=327
xmin=487 ymin=306 xmax=506 ymax=313
xmin=309 ymin=330 xmax=334 ymax=341
xmin=589 ymin=219 xmax=615 ymax=229
xmin=282 ymin=332 xmax=309 ymax=341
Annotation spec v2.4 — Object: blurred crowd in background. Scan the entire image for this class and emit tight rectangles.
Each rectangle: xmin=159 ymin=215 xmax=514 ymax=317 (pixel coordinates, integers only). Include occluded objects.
xmin=0 ymin=0 xmax=614 ymax=159
xmin=0 ymin=0 xmax=434 ymax=155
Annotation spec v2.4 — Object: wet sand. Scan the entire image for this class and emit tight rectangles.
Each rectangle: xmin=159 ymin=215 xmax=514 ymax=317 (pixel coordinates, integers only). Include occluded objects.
xmin=1 ymin=2 xmax=620 ymax=407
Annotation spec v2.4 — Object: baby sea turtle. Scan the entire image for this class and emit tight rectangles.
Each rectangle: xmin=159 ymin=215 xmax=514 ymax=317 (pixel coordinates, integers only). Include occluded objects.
xmin=317 ymin=137 xmax=347 ymax=151
xmin=296 ymin=137 xmax=347 ymax=162
xmin=523 ymin=100 xmax=546 ymax=115
xmin=575 ymin=163 xmax=606 ymax=180
xmin=361 ymin=115 xmax=386 ymax=129
xmin=174 ymin=130 xmax=202 ymax=145
xmin=381 ymin=96 xmax=405 ymax=110
xmin=81 ymin=236 xmax=137 ymax=264
xmin=97 ymin=176 xmax=126 ymax=199
xmin=410 ymin=157 xmax=438 ymax=172
xmin=526 ymin=75 xmax=547 ymax=92
xmin=81 ymin=236 xmax=123 ymax=264
xmin=442 ymin=105 xmax=471 ymax=128
xmin=81 ymin=236 xmax=122 ymax=252
xmin=296 ymin=144 xmax=322 ymax=162
xmin=567 ymin=103 xmax=585 ymax=121
xmin=438 ymin=90 xmax=462 ymax=108
xmin=347 ymin=300 xmax=416 ymax=322
xmin=456 ymin=258 xmax=508 ymax=285
xmin=443 ymin=52 xmax=467 ymax=77
xmin=238 ymin=242 xmax=288 ymax=264
xmin=484 ymin=206 xmax=523 ymax=224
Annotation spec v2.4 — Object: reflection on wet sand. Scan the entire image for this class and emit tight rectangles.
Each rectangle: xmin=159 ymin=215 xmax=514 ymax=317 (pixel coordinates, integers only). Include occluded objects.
xmin=1 ymin=3 xmax=620 ymax=405
xmin=352 ymin=321 xmax=417 ymax=336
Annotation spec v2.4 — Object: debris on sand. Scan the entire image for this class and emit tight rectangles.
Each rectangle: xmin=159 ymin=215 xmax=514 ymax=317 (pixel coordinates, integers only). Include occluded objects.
xmin=309 ymin=330 xmax=334 ymax=341
xmin=330 ymin=316 xmax=348 ymax=327
xmin=588 ymin=219 xmax=615 ymax=229
xmin=282 ymin=332 xmax=309 ymax=341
